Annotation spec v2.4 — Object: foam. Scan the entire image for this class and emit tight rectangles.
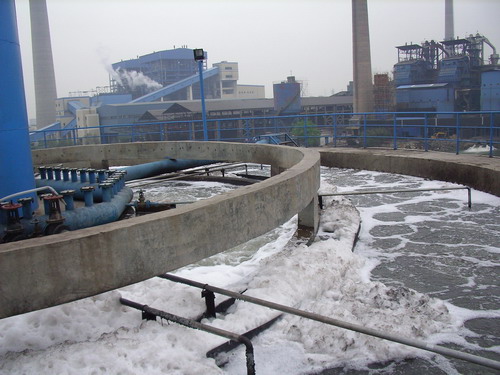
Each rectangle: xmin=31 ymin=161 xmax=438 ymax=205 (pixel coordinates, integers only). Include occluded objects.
xmin=1 ymin=168 xmax=499 ymax=374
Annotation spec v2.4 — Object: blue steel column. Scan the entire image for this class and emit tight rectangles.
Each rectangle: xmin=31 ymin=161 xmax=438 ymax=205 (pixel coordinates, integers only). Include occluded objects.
xmin=0 ymin=0 xmax=37 ymax=203
xmin=197 ymin=60 xmax=208 ymax=141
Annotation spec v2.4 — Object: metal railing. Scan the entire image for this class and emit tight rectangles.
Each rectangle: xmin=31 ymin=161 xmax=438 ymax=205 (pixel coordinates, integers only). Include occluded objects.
xmin=31 ymin=111 xmax=499 ymax=157
xmin=120 ymin=297 xmax=256 ymax=374
xmin=159 ymin=273 xmax=500 ymax=372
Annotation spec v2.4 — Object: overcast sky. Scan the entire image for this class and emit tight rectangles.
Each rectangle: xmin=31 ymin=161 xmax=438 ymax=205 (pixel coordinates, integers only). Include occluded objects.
xmin=14 ymin=0 xmax=500 ymax=119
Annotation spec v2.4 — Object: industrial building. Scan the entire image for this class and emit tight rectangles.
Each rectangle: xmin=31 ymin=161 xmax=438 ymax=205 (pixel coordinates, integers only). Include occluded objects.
xmin=394 ymin=34 xmax=499 ymax=113
xmin=109 ymin=48 xmax=265 ymax=101
xmin=52 ymin=94 xmax=352 ymax=145
xmin=36 ymin=49 xmax=352 ymax=146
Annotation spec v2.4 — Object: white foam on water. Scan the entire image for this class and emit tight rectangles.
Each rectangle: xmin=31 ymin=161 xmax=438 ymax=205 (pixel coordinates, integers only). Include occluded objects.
xmin=463 ymin=144 xmax=496 ymax=154
xmin=1 ymin=167 xmax=498 ymax=374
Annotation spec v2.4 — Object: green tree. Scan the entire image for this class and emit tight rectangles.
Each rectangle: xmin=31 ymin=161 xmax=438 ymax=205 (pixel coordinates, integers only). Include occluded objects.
xmin=291 ymin=119 xmax=321 ymax=147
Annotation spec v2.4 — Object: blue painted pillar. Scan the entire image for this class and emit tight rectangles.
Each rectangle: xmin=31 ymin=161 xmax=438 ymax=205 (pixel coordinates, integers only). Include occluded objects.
xmin=0 ymin=1 xmax=37 ymax=203
xmin=197 ymin=60 xmax=208 ymax=141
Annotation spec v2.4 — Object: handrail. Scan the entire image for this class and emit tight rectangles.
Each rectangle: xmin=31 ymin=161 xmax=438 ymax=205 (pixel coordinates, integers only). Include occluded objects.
xmin=30 ymin=110 xmax=499 ymax=158
xmin=126 ymin=163 xmax=252 ymax=188
xmin=119 ymin=297 xmax=255 ymax=375
xmin=159 ymin=273 xmax=500 ymax=371
xmin=319 ymin=186 xmax=472 ymax=209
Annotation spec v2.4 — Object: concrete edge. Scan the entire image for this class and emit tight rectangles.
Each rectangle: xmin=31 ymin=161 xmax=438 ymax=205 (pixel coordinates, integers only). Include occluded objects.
xmin=0 ymin=142 xmax=320 ymax=318
xmin=317 ymin=148 xmax=500 ymax=197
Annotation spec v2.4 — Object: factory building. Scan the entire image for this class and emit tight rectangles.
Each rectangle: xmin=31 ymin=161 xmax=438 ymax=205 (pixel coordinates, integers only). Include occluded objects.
xmin=394 ymin=34 xmax=499 ymax=113
xmin=109 ymin=48 xmax=264 ymax=101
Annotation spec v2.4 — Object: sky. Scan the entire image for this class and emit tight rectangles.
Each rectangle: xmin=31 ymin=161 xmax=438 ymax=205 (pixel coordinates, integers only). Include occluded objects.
xmin=14 ymin=0 xmax=500 ymax=119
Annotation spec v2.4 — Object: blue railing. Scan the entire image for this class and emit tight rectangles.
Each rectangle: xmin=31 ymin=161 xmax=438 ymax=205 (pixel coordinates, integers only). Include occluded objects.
xmin=31 ymin=111 xmax=500 ymax=157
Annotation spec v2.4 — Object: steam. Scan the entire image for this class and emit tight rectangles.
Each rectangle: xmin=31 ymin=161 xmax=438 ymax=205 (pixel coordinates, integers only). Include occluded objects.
xmin=110 ymin=68 xmax=162 ymax=91
xmin=102 ymin=57 xmax=163 ymax=91
xmin=98 ymin=48 xmax=163 ymax=92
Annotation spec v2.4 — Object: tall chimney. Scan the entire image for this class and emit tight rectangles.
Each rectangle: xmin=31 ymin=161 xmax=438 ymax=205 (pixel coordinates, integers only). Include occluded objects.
xmin=352 ymin=0 xmax=374 ymax=113
xmin=445 ymin=0 xmax=454 ymax=41
xmin=30 ymin=0 xmax=57 ymax=129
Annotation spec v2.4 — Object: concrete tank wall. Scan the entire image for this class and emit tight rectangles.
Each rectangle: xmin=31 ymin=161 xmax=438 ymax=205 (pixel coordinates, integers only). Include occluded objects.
xmin=1 ymin=141 xmax=320 ymax=319
xmin=317 ymin=148 xmax=500 ymax=197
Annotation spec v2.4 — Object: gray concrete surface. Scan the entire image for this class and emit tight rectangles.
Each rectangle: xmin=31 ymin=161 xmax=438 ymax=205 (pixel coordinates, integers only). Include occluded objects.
xmin=317 ymin=148 xmax=500 ymax=197
xmin=1 ymin=142 xmax=320 ymax=319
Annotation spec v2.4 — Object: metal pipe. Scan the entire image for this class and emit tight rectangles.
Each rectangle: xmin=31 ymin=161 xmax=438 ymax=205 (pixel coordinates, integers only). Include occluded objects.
xmin=17 ymin=197 xmax=34 ymax=220
xmin=120 ymin=158 xmax=214 ymax=182
xmin=97 ymin=169 xmax=108 ymax=182
xmin=120 ymin=297 xmax=255 ymax=375
xmin=320 ymin=186 xmax=472 ymax=209
xmin=53 ymin=168 xmax=62 ymax=181
xmin=0 ymin=185 xmax=60 ymax=203
xmin=46 ymin=167 xmax=53 ymax=180
xmin=99 ymin=183 xmax=113 ymax=203
xmin=61 ymin=168 xmax=70 ymax=182
xmin=80 ymin=186 xmax=94 ymax=207
xmin=159 ymin=274 xmax=500 ymax=372
xmin=70 ymin=168 xmax=78 ymax=182
xmin=0 ymin=187 xmax=133 ymax=235
xmin=88 ymin=169 xmax=96 ymax=184
xmin=40 ymin=194 xmax=51 ymax=215
xmin=61 ymin=190 xmax=75 ymax=211
xmin=127 ymin=163 xmax=252 ymax=189
xmin=79 ymin=169 xmax=87 ymax=183
xmin=39 ymin=166 xmax=47 ymax=180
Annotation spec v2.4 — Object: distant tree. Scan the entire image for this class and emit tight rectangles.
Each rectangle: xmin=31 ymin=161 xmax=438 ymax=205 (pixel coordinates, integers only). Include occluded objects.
xmin=291 ymin=119 xmax=321 ymax=147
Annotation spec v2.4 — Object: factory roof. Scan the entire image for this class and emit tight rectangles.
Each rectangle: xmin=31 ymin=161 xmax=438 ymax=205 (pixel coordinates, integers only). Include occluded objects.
xmin=112 ymin=48 xmax=198 ymax=69
xmin=97 ymin=96 xmax=353 ymax=125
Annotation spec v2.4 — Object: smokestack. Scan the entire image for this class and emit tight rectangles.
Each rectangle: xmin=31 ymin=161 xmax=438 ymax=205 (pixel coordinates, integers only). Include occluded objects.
xmin=352 ymin=0 xmax=374 ymax=113
xmin=0 ymin=0 xmax=37 ymax=203
xmin=445 ymin=0 xmax=454 ymax=41
xmin=30 ymin=0 xmax=57 ymax=129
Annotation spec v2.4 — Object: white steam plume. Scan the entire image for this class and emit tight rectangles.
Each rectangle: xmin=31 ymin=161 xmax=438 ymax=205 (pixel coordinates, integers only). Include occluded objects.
xmin=112 ymin=68 xmax=163 ymax=91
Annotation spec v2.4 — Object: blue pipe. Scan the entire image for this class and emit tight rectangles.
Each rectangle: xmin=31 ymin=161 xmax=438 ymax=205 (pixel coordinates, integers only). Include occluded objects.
xmin=0 ymin=187 xmax=133 ymax=235
xmin=35 ymin=179 xmax=106 ymax=201
xmin=119 ymin=158 xmax=214 ymax=181
xmin=0 ymin=0 xmax=37 ymax=208
xmin=35 ymin=158 xmax=213 ymax=201
xmin=61 ymin=190 xmax=75 ymax=211
xmin=81 ymin=186 xmax=95 ymax=207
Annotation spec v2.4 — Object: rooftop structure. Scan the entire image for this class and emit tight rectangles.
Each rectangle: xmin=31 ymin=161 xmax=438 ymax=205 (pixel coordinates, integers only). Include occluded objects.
xmin=394 ymin=33 xmax=499 ymax=113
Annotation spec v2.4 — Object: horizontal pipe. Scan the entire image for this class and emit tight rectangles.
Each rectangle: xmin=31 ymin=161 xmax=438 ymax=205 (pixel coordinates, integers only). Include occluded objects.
xmin=35 ymin=179 xmax=105 ymax=201
xmin=159 ymin=273 xmax=500 ymax=372
xmin=0 ymin=187 xmax=133 ymax=235
xmin=1 ymin=186 xmax=61 ymax=204
xmin=120 ymin=158 xmax=214 ymax=181
xmin=120 ymin=297 xmax=255 ymax=375
xmin=36 ymin=159 xmax=215 ymax=201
